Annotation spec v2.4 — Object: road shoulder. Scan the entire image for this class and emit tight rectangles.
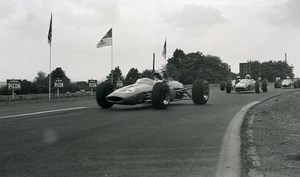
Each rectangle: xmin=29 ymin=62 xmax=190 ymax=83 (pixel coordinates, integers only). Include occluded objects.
xmin=241 ymin=90 xmax=300 ymax=177
xmin=215 ymin=101 xmax=260 ymax=177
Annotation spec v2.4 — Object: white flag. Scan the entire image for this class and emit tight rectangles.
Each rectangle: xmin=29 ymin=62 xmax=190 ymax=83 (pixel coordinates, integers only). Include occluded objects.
xmin=96 ymin=28 xmax=112 ymax=48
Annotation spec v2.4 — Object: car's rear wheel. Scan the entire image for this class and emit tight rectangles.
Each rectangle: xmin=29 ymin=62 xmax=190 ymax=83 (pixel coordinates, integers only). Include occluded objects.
xmin=255 ymin=81 xmax=260 ymax=93
xmin=220 ymin=81 xmax=226 ymax=91
xmin=226 ymin=80 xmax=232 ymax=94
xmin=96 ymin=81 xmax=114 ymax=108
xmin=262 ymin=79 xmax=268 ymax=92
xmin=274 ymin=81 xmax=279 ymax=88
xmin=192 ymin=79 xmax=209 ymax=105
xmin=152 ymin=82 xmax=170 ymax=109
xmin=294 ymin=80 xmax=298 ymax=88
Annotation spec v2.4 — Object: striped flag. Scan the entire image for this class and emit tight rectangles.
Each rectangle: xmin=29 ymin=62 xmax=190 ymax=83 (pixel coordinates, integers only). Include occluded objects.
xmin=48 ymin=13 xmax=52 ymax=46
xmin=96 ymin=28 xmax=112 ymax=48
xmin=162 ymin=39 xmax=166 ymax=59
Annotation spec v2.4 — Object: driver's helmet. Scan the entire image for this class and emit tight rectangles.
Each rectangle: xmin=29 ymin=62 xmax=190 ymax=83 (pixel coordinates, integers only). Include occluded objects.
xmin=236 ymin=76 xmax=241 ymax=80
xmin=286 ymin=76 xmax=290 ymax=79
xmin=245 ymin=74 xmax=251 ymax=79
xmin=258 ymin=77 xmax=262 ymax=81
xmin=153 ymin=72 xmax=162 ymax=81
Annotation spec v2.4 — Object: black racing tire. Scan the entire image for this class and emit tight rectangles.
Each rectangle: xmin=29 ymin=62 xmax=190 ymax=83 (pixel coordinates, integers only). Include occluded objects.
xmin=152 ymin=82 xmax=171 ymax=109
xmin=294 ymin=80 xmax=298 ymax=89
xmin=274 ymin=81 xmax=279 ymax=88
xmin=298 ymin=80 xmax=300 ymax=89
xmin=226 ymin=80 xmax=232 ymax=94
xmin=192 ymin=79 xmax=209 ymax=105
xmin=255 ymin=81 xmax=260 ymax=93
xmin=220 ymin=81 xmax=226 ymax=91
xmin=96 ymin=81 xmax=114 ymax=108
xmin=262 ymin=79 xmax=268 ymax=92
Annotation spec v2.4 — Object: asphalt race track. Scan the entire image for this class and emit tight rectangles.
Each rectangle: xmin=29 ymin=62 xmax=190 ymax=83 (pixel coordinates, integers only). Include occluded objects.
xmin=0 ymin=86 xmax=296 ymax=177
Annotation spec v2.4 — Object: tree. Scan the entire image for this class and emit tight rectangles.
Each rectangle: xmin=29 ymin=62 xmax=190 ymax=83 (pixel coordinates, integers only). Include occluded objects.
xmin=51 ymin=67 xmax=70 ymax=85
xmin=0 ymin=86 xmax=8 ymax=95
xmin=140 ymin=69 xmax=154 ymax=79
xmin=33 ymin=71 xmax=48 ymax=93
xmin=20 ymin=79 xmax=35 ymax=94
xmin=166 ymin=49 xmax=232 ymax=84
xmin=75 ymin=81 xmax=89 ymax=91
xmin=106 ymin=66 xmax=124 ymax=86
xmin=247 ymin=60 xmax=294 ymax=82
xmin=124 ymin=68 xmax=141 ymax=85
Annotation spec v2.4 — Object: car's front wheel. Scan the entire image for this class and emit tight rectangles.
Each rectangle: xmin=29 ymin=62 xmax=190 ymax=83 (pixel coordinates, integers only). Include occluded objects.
xmin=152 ymin=82 xmax=171 ymax=109
xmin=192 ymin=79 xmax=209 ymax=105
xmin=294 ymin=80 xmax=298 ymax=89
xmin=96 ymin=81 xmax=114 ymax=108
xmin=220 ymin=81 xmax=226 ymax=91
xmin=226 ymin=80 xmax=232 ymax=94
xmin=274 ymin=81 xmax=279 ymax=88
xmin=255 ymin=81 xmax=260 ymax=93
xmin=262 ymin=79 xmax=268 ymax=92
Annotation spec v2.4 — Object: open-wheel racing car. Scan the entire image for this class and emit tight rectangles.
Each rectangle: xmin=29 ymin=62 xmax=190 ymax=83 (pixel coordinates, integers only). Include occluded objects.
xmin=225 ymin=75 xmax=268 ymax=94
xmin=96 ymin=78 xmax=209 ymax=109
xmin=222 ymin=76 xmax=241 ymax=92
xmin=276 ymin=77 xmax=299 ymax=89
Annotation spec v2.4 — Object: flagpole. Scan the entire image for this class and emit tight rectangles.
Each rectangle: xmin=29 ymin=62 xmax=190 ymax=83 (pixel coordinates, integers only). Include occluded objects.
xmin=48 ymin=13 xmax=52 ymax=100
xmin=49 ymin=45 xmax=51 ymax=100
xmin=165 ymin=37 xmax=167 ymax=66
xmin=111 ymin=27 xmax=113 ymax=84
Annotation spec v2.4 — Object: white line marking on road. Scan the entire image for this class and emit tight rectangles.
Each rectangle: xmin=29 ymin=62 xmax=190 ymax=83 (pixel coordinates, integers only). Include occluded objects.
xmin=215 ymin=101 xmax=260 ymax=177
xmin=0 ymin=107 xmax=88 ymax=119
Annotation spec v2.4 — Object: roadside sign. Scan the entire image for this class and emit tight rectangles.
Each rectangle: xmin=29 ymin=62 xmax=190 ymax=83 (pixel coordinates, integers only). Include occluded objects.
xmin=88 ymin=80 xmax=97 ymax=88
xmin=54 ymin=79 xmax=64 ymax=88
xmin=7 ymin=79 xmax=21 ymax=90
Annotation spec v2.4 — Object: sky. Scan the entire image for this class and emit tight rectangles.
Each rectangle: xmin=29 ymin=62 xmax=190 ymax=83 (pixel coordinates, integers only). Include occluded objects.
xmin=0 ymin=0 xmax=299 ymax=82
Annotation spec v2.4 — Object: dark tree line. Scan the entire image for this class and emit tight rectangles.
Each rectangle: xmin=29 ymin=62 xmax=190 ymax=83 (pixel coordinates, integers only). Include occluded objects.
xmin=0 ymin=67 xmax=89 ymax=95
xmin=106 ymin=67 xmax=155 ymax=86
xmin=166 ymin=49 xmax=233 ymax=84
xmin=105 ymin=49 xmax=233 ymax=85
xmin=1 ymin=49 xmax=295 ymax=95
xmin=247 ymin=60 xmax=294 ymax=82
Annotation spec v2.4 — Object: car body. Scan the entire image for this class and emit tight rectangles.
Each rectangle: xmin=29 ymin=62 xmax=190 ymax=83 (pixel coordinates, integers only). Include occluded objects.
xmin=279 ymin=78 xmax=299 ymax=88
xmin=235 ymin=79 xmax=256 ymax=92
xmin=281 ymin=78 xmax=294 ymax=87
xmin=106 ymin=78 xmax=184 ymax=105
xmin=96 ymin=78 xmax=209 ymax=109
xmin=226 ymin=78 xmax=268 ymax=93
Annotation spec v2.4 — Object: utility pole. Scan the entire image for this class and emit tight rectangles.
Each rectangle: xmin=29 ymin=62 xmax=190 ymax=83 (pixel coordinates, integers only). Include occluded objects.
xmin=153 ymin=52 xmax=155 ymax=72
xmin=285 ymin=53 xmax=287 ymax=63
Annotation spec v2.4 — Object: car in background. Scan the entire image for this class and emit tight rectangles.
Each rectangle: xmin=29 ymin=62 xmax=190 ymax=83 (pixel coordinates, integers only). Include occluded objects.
xmin=225 ymin=74 xmax=268 ymax=94
xmin=278 ymin=77 xmax=299 ymax=88
xmin=220 ymin=76 xmax=240 ymax=92
xmin=274 ymin=77 xmax=282 ymax=88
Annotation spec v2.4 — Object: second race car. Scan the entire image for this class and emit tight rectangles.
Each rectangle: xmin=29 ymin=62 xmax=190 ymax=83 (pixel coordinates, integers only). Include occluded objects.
xmin=225 ymin=74 xmax=268 ymax=94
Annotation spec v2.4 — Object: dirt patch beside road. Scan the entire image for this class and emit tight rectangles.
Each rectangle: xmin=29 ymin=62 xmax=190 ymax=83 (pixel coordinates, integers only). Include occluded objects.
xmin=242 ymin=90 xmax=300 ymax=177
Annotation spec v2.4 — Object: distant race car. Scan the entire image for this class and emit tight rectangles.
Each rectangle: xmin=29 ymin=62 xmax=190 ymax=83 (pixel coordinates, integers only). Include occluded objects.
xmin=278 ymin=77 xmax=299 ymax=88
xmin=274 ymin=77 xmax=282 ymax=88
xmin=225 ymin=78 xmax=268 ymax=94
xmin=220 ymin=76 xmax=240 ymax=92
xmin=96 ymin=78 xmax=209 ymax=109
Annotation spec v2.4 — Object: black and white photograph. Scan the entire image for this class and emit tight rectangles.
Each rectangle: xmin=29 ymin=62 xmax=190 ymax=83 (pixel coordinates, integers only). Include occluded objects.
xmin=0 ymin=0 xmax=299 ymax=176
